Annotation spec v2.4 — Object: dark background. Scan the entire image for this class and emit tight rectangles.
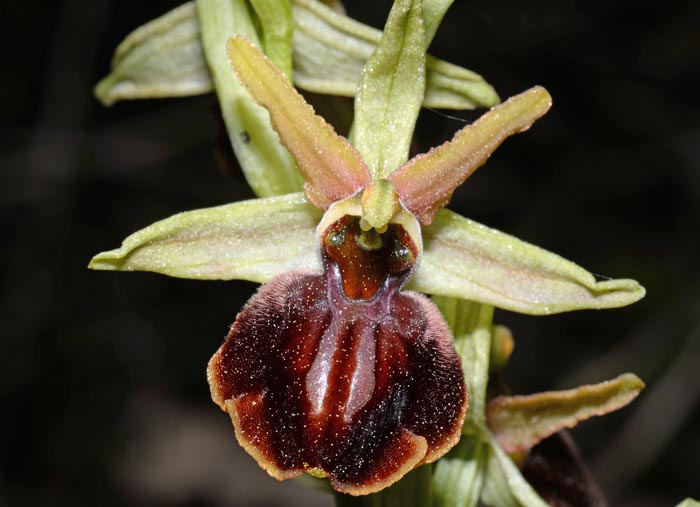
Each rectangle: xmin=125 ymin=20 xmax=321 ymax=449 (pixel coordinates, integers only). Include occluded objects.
xmin=2 ymin=0 xmax=699 ymax=505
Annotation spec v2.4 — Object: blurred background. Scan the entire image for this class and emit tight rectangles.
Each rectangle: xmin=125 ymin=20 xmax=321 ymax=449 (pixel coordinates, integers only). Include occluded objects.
xmin=2 ymin=0 xmax=698 ymax=505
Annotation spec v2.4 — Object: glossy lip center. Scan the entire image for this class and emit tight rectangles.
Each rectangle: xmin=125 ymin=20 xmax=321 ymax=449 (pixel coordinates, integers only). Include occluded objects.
xmin=322 ymin=215 xmax=418 ymax=301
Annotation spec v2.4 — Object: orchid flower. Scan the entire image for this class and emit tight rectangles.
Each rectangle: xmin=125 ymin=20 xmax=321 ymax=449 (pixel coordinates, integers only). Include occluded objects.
xmin=90 ymin=0 xmax=645 ymax=500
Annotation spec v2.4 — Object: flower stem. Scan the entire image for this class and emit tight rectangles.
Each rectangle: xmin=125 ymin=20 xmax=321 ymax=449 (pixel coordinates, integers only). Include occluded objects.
xmin=333 ymin=464 xmax=433 ymax=507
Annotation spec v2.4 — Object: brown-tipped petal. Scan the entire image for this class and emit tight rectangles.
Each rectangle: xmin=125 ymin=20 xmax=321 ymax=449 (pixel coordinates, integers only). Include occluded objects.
xmin=389 ymin=86 xmax=551 ymax=224
xmin=227 ymin=36 xmax=371 ymax=209
xmin=208 ymin=217 xmax=466 ymax=495
xmin=486 ymin=373 xmax=644 ymax=453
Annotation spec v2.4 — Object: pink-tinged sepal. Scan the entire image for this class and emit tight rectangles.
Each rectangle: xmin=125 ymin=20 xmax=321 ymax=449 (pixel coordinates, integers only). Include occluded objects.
xmin=208 ymin=216 xmax=467 ymax=495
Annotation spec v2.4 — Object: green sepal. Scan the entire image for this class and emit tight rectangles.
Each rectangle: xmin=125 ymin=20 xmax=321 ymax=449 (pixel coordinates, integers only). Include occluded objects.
xmin=292 ymin=0 xmax=498 ymax=109
xmin=95 ymin=3 xmax=211 ymax=106
xmin=350 ymin=0 xmax=426 ymax=177
xmin=88 ymin=193 xmax=322 ymax=282
xmin=410 ymin=209 xmax=646 ymax=315
xmin=196 ymin=0 xmax=304 ymax=198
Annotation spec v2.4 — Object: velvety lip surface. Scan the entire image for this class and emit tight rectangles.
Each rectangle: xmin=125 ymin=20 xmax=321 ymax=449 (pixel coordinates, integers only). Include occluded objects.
xmin=208 ymin=216 xmax=467 ymax=494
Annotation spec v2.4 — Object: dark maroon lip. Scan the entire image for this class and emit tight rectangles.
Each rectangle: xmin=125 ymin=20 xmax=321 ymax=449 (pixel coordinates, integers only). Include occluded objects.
xmin=208 ymin=214 xmax=467 ymax=494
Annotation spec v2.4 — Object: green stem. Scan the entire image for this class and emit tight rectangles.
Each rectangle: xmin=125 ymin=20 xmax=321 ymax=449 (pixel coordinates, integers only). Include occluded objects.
xmin=334 ymin=464 xmax=433 ymax=507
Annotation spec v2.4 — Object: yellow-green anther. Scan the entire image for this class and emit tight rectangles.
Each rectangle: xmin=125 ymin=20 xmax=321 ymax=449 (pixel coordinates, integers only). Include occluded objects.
xmin=360 ymin=179 xmax=399 ymax=232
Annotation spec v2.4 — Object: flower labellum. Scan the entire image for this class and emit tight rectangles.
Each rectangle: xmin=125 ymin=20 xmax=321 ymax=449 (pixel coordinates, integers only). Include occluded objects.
xmin=208 ymin=211 xmax=467 ymax=495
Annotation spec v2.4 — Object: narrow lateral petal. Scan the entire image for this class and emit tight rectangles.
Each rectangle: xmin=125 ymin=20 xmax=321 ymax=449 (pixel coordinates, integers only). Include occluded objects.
xmin=227 ymin=35 xmax=371 ymax=208
xmin=389 ymin=86 xmax=551 ymax=224
xmin=89 ymin=192 xmax=322 ymax=282
xmin=486 ymin=373 xmax=644 ymax=453
xmin=409 ymin=209 xmax=646 ymax=315
xmin=208 ymin=216 xmax=466 ymax=494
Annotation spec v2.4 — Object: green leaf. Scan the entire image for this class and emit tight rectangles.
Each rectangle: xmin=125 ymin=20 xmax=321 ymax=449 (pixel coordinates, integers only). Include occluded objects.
xmin=249 ymin=0 xmax=294 ymax=78
xmin=676 ymin=500 xmax=700 ymax=507
xmin=95 ymin=3 xmax=211 ymax=106
xmin=432 ymin=434 xmax=487 ymax=507
xmin=487 ymin=373 xmax=644 ymax=453
xmin=349 ymin=0 xmax=427 ymax=177
xmin=432 ymin=297 xmax=493 ymax=426
xmin=481 ymin=434 xmax=549 ymax=507
xmin=409 ymin=208 xmax=646 ymax=315
xmin=196 ymin=0 xmax=304 ymax=198
xmin=88 ymin=192 xmax=322 ymax=281
xmin=389 ymin=87 xmax=551 ymax=225
xmin=292 ymin=0 xmax=498 ymax=109
xmin=227 ymin=36 xmax=371 ymax=209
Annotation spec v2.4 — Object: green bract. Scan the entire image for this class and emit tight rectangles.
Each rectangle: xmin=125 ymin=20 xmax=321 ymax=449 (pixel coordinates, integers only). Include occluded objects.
xmin=196 ymin=0 xmax=303 ymax=197
xmin=95 ymin=0 xmax=499 ymax=109
xmin=91 ymin=1 xmax=646 ymax=505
